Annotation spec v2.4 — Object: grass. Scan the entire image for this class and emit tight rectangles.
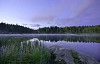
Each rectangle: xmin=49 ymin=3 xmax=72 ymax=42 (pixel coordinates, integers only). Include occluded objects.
xmin=0 ymin=39 xmax=56 ymax=64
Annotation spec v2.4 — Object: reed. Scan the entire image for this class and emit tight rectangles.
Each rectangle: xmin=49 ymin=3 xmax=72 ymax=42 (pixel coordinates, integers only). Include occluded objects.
xmin=0 ymin=39 xmax=55 ymax=64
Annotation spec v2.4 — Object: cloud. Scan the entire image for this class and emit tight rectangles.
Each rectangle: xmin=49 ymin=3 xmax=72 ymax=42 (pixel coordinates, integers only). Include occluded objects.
xmin=22 ymin=23 xmax=41 ymax=28
xmin=32 ymin=15 xmax=55 ymax=21
xmin=29 ymin=24 xmax=41 ymax=27
xmin=32 ymin=0 xmax=100 ymax=27
xmin=31 ymin=0 xmax=68 ymax=22
xmin=53 ymin=0 xmax=100 ymax=26
xmin=31 ymin=0 xmax=93 ymax=23
xmin=22 ymin=24 xmax=28 ymax=26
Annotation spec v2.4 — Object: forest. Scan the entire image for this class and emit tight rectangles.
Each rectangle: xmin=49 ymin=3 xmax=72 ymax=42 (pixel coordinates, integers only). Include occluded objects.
xmin=0 ymin=22 xmax=100 ymax=34
xmin=0 ymin=23 xmax=34 ymax=34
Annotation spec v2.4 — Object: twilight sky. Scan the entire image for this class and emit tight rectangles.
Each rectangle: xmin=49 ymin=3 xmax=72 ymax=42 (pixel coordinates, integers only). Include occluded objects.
xmin=0 ymin=0 xmax=100 ymax=29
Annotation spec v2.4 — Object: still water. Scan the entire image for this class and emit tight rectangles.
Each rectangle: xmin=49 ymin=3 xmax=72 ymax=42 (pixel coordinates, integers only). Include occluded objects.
xmin=0 ymin=35 xmax=100 ymax=61
xmin=30 ymin=35 xmax=100 ymax=62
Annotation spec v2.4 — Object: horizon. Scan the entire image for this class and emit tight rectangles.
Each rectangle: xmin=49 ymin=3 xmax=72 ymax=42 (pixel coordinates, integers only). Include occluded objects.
xmin=0 ymin=22 xmax=99 ymax=30
xmin=0 ymin=0 xmax=100 ymax=29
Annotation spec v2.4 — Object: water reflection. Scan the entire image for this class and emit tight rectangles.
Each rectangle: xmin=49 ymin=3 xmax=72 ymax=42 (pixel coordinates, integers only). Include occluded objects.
xmin=40 ymin=40 xmax=100 ymax=61
xmin=33 ymin=35 xmax=100 ymax=43
xmin=29 ymin=35 xmax=100 ymax=61
xmin=0 ymin=35 xmax=100 ymax=62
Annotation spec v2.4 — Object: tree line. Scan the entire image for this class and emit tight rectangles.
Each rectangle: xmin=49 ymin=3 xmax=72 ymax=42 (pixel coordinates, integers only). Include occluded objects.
xmin=0 ymin=23 xmax=34 ymax=34
xmin=37 ymin=25 xmax=100 ymax=34
xmin=0 ymin=22 xmax=100 ymax=34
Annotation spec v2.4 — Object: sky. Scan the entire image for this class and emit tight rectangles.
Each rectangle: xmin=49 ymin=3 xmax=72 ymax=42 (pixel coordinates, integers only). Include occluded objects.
xmin=0 ymin=0 xmax=100 ymax=29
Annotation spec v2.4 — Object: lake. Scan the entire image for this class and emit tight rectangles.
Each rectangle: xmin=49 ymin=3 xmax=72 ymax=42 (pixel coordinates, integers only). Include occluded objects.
xmin=0 ymin=34 xmax=100 ymax=62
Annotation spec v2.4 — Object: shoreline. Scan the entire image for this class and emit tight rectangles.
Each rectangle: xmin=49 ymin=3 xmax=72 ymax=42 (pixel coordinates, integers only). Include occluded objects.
xmin=0 ymin=34 xmax=100 ymax=37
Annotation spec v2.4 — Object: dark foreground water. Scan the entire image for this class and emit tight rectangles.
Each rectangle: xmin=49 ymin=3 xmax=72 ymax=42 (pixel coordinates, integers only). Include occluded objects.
xmin=0 ymin=34 xmax=100 ymax=62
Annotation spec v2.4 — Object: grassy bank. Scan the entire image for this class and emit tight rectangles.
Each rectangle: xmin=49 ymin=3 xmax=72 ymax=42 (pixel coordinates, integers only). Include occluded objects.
xmin=0 ymin=39 xmax=55 ymax=64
